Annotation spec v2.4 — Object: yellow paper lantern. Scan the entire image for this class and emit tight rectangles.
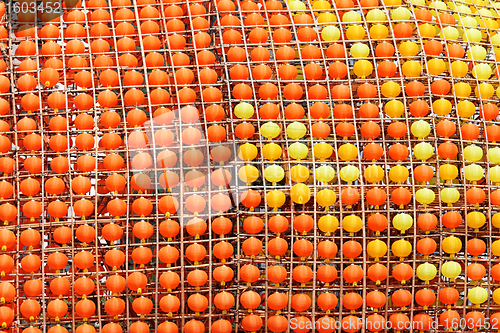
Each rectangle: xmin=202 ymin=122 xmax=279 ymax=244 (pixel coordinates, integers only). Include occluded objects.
xmin=457 ymin=100 xmax=475 ymax=118
xmin=339 ymin=165 xmax=360 ymax=183
xmin=453 ymin=82 xmax=472 ymax=98
xmin=392 ymin=213 xmax=413 ymax=234
xmin=317 ymin=189 xmax=337 ymax=208
xmin=399 ymin=42 xmax=418 ymax=57
xmin=432 ymin=98 xmax=452 ymax=116
xmin=464 ymin=28 xmax=483 ymax=42
xmin=411 ymin=120 xmax=431 ymax=139
xmin=367 ymin=239 xmax=387 ymax=261
xmin=490 ymin=14 xmax=500 ymax=31
xmin=493 ymin=240 xmax=500 ymax=256
xmin=312 ymin=0 xmax=331 ymax=11
xmin=493 ymin=288 xmax=500 ymax=305
xmin=415 ymin=188 xmax=435 ymax=207
xmin=342 ymin=10 xmax=362 ymax=23
xmin=290 ymin=164 xmax=310 ymax=183
xmin=345 ymin=25 xmax=366 ymax=40
xmin=482 ymin=17 xmax=498 ymax=29
xmin=391 ymin=239 xmax=412 ymax=258
xmin=488 ymin=147 xmax=500 ymax=163
xmin=492 ymin=33 xmax=500 ymax=46
xmin=413 ymin=142 xmax=434 ymax=161
xmin=464 ymin=163 xmax=484 ymax=182
xmin=492 ymin=212 xmax=500 ymax=228
xmin=384 ymin=100 xmax=405 ymax=118
xmin=440 ymin=26 xmax=459 ymax=40
xmin=468 ymin=45 xmax=487 ymax=60
xmin=472 ymin=63 xmax=492 ymax=80
xmin=264 ymin=164 xmax=285 ymax=184
xmin=366 ymin=9 xmax=387 ymax=21
xmin=290 ymin=183 xmax=311 ymax=204
xmin=350 ymin=43 xmax=370 ymax=58
xmin=496 ymin=85 xmax=500 ymax=99
xmin=266 ymin=190 xmax=286 ymax=210
xmin=418 ymin=23 xmax=437 ymax=37
xmin=353 ymin=60 xmax=373 ymax=78
xmin=416 ymin=262 xmax=437 ymax=284
xmin=342 ymin=214 xmax=363 ymax=235
xmin=426 ymin=58 xmax=446 ymax=75
xmin=490 ymin=165 xmax=500 ymax=183
xmin=454 ymin=4 xmax=471 ymax=13
xmin=238 ymin=143 xmax=258 ymax=161
xmin=450 ymin=60 xmax=468 ymax=78
xmin=440 ymin=187 xmax=460 ymax=206
xmin=313 ymin=142 xmax=333 ymax=160
xmin=369 ymin=24 xmax=389 ymax=39
xmin=381 ymin=81 xmax=401 ymax=98
xmin=321 ymin=26 xmax=341 ymax=42
xmin=463 ymin=144 xmax=483 ymax=162
xmin=466 ymin=211 xmax=485 ymax=231
xmin=460 ymin=15 xmax=478 ymax=27
xmin=315 ymin=165 xmax=336 ymax=183
xmin=430 ymin=0 xmax=447 ymax=12
xmin=289 ymin=142 xmax=309 ymax=161
xmin=389 ymin=165 xmax=409 ymax=183
xmin=477 ymin=9 xmax=491 ymax=20
xmin=318 ymin=214 xmax=339 ymax=235
xmin=364 ymin=165 xmax=385 ymax=183
xmin=288 ymin=0 xmax=307 ymax=11
xmin=238 ymin=165 xmax=259 ymax=184
xmin=262 ymin=143 xmax=283 ymax=161
xmin=439 ymin=164 xmax=459 ymax=181
xmin=441 ymin=261 xmax=462 ymax=280
xmin=475 ymin=82 xmax=494 ymax=99
xmin=402 ymin=60 xmax=421 ymax=77
xmin=338 ymin=143 xmax=358 ymax=161
xmin=442 ymin=236 xmax=462 ymax=257
xmin=317 ymin=12 xmax=337 ymax=24
xmin=234 ymin=102 xmax=254 ymax=119
xmin=391 ymin=7 xmax=411 ymax=20
xmin=468 ymin=287 xmax=488 ymax=308
xmin=260 ymin=122 xmax=281 ymax=140
xmin=286 ymin=122 xmax=307 ymax=140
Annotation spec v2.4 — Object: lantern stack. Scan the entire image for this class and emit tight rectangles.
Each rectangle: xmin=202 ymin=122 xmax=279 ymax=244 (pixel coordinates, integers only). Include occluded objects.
xmin=2 ymin=0 xmax=500 ymax=332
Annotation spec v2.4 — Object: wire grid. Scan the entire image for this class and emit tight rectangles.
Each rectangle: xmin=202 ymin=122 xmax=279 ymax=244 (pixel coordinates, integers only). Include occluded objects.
xmin=0 ymin=0 xmax=499 ymax=332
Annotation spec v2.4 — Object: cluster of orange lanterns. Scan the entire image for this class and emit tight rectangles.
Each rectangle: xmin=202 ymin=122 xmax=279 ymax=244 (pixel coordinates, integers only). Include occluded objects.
xmin=0 ymin=0 xmax=500 ymax=332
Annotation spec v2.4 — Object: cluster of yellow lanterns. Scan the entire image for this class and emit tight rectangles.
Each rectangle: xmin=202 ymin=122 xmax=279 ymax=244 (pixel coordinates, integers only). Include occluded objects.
xmin=234 ymin=101 xmax=335 ymax=210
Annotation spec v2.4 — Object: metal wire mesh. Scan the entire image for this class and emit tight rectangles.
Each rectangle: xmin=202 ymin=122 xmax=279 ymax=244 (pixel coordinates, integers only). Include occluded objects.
xmin=0 ymin=0 xmax=500 ymax=332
